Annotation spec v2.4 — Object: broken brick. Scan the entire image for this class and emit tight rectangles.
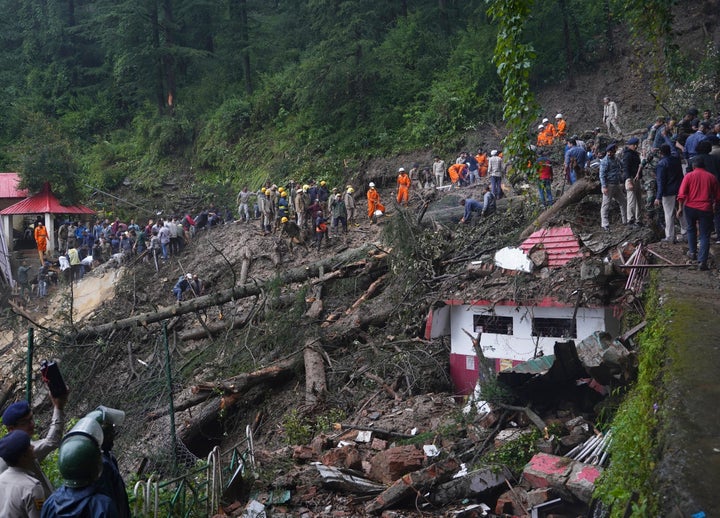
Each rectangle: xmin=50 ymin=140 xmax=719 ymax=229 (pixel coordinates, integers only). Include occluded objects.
xmin=522 ymin=453 xmax=573 ymax=490
xmin=292 ymin=445 xmax=316 ymax=462
xmin=320 ymin=445 xmax=362 ymax=470
xmin=371 ymin=437 xmax=388 ymax=450
xmin=368 ymin=444 xmax=426 ymax=485
xmin=566 ymin=461 xmax=603 ymax=503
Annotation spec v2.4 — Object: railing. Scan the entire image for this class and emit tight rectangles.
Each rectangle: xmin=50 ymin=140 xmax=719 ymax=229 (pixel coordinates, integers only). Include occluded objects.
xmin=131 ymin=426 xmax=255 ymax=517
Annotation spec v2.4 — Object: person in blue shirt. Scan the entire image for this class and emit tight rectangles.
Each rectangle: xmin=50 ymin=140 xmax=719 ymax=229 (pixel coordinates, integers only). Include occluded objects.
xmin=564 ymin=138 xmax=587 ymax=185
xmin=459 ymin=186 xmax=496 ymax=223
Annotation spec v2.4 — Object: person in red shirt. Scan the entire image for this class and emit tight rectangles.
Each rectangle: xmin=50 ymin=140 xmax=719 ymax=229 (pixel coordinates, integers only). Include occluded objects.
xmin=676 ymin=156 xmax=720 ymax=270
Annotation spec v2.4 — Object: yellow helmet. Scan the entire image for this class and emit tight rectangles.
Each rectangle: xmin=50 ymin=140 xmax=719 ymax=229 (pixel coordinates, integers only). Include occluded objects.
xmin=281 ymin=217 xmax=289 ymax=224
xmin=303 ymin=184 xmax=310 ymax=191
xmin=261 ymin=187 xmax=267 ymax=194
xmin=320 ymin=180 xmax=326 ymax=186
xmin=347 ymin=187 xmax=354 ymax=193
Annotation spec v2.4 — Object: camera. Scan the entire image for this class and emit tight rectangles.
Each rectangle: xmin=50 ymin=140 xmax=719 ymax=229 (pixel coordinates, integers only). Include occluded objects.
xmin=40 ymin=360 xmax=68 ymax=398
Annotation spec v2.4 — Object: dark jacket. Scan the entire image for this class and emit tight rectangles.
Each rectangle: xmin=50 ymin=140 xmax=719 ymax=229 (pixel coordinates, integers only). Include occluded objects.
xmin=655 ymin=155 xmax=683 ymax=198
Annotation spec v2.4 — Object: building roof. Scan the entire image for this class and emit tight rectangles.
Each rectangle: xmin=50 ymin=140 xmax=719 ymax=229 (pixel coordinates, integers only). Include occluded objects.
xmin=0 ymin=182 xmax=94 ymax=216
xmin=520 ymin=226 xmax=583 ymax=268
xmin=0 ymin=173 xmax=28 ymax=199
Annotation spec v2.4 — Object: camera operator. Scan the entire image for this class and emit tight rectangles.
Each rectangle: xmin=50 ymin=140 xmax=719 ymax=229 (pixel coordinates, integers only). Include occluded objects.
xmin=1 ymin=390 xmax=69 ymax=498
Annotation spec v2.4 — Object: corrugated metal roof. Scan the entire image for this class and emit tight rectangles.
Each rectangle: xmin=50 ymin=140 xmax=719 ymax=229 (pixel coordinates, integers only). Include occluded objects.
xmin=520 ymin=226 xmax=582 ymax=267
xmin=0 ymin=182 xmax=94 ymax=215
xmin=0 ymin=173 xmax=27 ymax=199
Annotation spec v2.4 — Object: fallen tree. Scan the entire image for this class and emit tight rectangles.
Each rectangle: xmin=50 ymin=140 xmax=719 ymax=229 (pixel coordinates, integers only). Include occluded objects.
xmin=75 ymin=244 xmax=379 ymax=340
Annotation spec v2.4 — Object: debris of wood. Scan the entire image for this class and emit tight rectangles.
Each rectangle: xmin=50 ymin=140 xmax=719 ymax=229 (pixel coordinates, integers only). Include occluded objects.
xmin=365 ymin=457 xmax=460 ymax=513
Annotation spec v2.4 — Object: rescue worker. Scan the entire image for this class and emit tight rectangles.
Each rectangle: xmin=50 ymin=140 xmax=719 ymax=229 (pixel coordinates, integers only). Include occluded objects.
xmin=344 ymin=187 xmax=357 ymax=226
xmin=542 ymin=117 xmax=556 ymax=144
xmin=41 ymin=417 xmax=119 ymax=517
xmin=331 ymin=193 xmax=348 ymax=235
xmin=366 ymin=182 xmax=385 ymax=223
xmin=475 ymin=149 xmax=488 ymax=178
xmin=34 ymin=221 xmax=49 ymax=265
xmin=280 ymin=216 xmax=308 ymax=253
xmin=447 ymin=162 xmax=467 ymax=188
xmin=314 ymin=210 xmax=329 ymax=251
xmin=0 ymin=430 xmax=45 ymax=518
xmin=1 ymin=396 xmax=68 ymax=499
xmin=396 ymin=167 xmax=411 ymax=206
xmin=432 ymin=155 xmax=446 ymax=186
xmin=294 ymin=188 xmax=307 ymax=228
xmin=555 ymin=113 xmax=567 ymax=140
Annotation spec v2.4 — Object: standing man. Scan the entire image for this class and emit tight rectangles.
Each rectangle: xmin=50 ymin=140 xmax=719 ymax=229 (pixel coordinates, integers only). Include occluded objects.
xmin=1 ymin=394 xmax=68 ymax=499
xmin=599 ymin=143 xmax=627 ymax=230
xmin=34 ymin=221 xmax=49 ymax=265
xmin=555 ymin=114 xmax=567 ymax=140
xmin=344 ymin=187 xmax=356 ymax=226
xmin=623 ymin=137 xmax=642 ymax=226
xmin=676 ymin=155 xmax=720 ymax=270
xmin=236 ymin=187 xmax=251 ymax=222
xmin=603 ymin=96 xmax=623 ymax=137
xmin=0 ymin=430 xmax=45 ymax=517
xmin=396 ymin=167 xmax=411 ymax=206
xmin=487 ymin=150 xmax=505 ymax=198
xmin=432 ymin=155 xmax=446 ymax=187
xmin=463 ymin=152 xmax=480 ymax=185
xmin=536 ymin=152 xmax=554 ymax=207
xmin=654 ymin=144 xmax=685 ymax=242
xmin=564 ymin=138 xmax=586 ymax=186
xmin=330 ymin=193 xmax=347 ymax=235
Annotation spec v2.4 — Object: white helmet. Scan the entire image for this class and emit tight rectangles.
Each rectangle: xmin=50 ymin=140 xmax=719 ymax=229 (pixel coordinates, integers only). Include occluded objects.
xmin=555 ymin=113 xmax=563 ymax=119
xmin=542 ymin=117 xmax=549 ymax=123
xmin=369 ymin=182 xmax=376 ymax=188
xmin=398 ymin=167 xmax=405 ymax=172
xmin=538 ymin=124 xmax=544 ymax=130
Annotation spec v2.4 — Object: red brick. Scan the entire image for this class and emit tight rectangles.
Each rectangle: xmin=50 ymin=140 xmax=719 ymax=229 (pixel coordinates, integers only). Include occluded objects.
xmin=522 ymin=453 xmax=572 ymax=489
xmin=320 ymin=445 xmax=362 ymax=470
xmin=368 ymin=445 xmax=426 ymax=484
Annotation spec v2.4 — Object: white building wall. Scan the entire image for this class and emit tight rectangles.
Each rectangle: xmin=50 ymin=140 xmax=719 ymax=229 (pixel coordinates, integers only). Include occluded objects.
xmin=449 ymin=304 xmax=614 ymax=362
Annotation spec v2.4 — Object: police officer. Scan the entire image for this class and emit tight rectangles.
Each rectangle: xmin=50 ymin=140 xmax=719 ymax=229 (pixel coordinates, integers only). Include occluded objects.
xmin=1 ymin=396 xmax=68 ymax=498
xmin=41 ymin=417 xmax=119 ymax=518
xmin=0 ymin=430 xmax=45 ymax=518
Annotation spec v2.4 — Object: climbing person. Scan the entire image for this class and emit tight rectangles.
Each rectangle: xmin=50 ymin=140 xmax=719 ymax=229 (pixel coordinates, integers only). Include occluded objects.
xmin=367 ymin=182 xmax=385 ymax=223
xmin=396 ymin=167 xmax=411 ymax=206
xmin=280 ymin=216 xmax=308 ymax=253
xmin=172 ymin=273 xmax=193 ymax=302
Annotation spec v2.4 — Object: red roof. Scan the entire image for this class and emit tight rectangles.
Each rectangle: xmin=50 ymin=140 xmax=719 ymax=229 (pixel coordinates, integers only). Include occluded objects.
xmin=519 ymin=226 xmax=582 ymax=268
xmin=0 ymin=173 xmax=28 ymax=199
xmin=0 ymin=182 xmax=94 ymax=216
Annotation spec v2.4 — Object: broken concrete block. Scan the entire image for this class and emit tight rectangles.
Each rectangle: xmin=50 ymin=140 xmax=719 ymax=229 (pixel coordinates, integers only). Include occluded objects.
xmin=522 ymin=453 xmax=573 ymax=490
xmin=566 ymin=461 xmax=603 ymax=503
xmin=368 ymin=445 xmax=426 ymax=485
xmin=320 ymin=444 xmax=362 ymax=470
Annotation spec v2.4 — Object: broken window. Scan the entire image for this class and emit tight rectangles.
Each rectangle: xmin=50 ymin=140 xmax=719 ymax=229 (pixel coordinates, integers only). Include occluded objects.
xmin=532 ymin=317 xmax=577 ymax=338
xmin=473 ymin=315 xmax=514 ymax=335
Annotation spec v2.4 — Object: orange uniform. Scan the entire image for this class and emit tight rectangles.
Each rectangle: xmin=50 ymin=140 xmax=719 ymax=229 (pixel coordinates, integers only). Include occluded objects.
xmin=34 ymin=224 xmax=48 ymax=252
xmin=367 ymin=187 xmax=385 ymax=218
xmin=396 ymin=172 xmax=411 ymax=205
xmin=556 ymin=119 xmax=567 ymax=139
xmin=476 ymin=153 xmax=488 ymax=177
xmin=448 ymin=163 xmax=466 ymax=185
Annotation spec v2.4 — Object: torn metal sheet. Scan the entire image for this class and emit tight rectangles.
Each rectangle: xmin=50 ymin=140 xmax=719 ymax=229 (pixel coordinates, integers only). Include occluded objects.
xmin=314 ymin=463 xmax=386 ymax=494
xmin=494 ymin=246 xmax=534 ymax=272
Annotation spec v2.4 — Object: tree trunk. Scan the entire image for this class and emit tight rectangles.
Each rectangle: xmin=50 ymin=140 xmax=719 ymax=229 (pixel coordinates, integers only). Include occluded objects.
xmin=304 ymin=339 xmax=327 ymax=405
xmin=75 ymin=244 xmax=376 ymax=339
xmin=518 ymin=178 xmax=598 ymax=240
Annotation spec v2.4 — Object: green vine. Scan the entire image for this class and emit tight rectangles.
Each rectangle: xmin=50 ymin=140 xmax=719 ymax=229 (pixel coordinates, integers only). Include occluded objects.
xmin=486 ymin=0 xmax=539 ymax=182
